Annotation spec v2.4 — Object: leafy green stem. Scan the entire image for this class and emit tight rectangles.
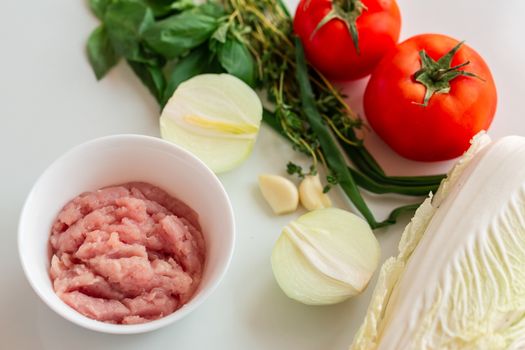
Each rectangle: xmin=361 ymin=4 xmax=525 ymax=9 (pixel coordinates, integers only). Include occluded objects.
xmin=295 ymin=36 xmax=415 ymax=229
xmin=264 ymin=108 xmax=443 ymax=191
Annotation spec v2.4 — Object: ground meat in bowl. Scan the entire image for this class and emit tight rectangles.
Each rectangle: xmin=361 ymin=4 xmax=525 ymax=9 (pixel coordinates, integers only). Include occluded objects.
xmin=48 ymin=182 xmax=205 ymax=324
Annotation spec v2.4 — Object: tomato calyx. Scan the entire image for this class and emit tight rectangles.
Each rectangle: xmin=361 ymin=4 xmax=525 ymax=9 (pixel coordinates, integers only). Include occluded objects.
xmin=413 ymin=41 xmax=482 ymax=107
xmin=309 ymin=0 xmax=367 ymax=54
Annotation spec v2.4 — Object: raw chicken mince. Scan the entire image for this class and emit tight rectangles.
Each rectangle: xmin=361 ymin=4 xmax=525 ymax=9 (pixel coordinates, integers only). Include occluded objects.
xmin=48 ymin=182 xmax=205 ymax=324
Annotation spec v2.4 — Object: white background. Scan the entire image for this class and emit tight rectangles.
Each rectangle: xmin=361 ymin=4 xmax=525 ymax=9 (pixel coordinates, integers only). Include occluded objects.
xmin=1 ymin=0 xmax=524 ymax=349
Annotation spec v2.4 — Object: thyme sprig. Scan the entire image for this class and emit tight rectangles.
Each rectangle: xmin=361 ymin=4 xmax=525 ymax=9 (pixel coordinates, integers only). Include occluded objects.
xmin=86 ymin=0 xmax=445 ymax=229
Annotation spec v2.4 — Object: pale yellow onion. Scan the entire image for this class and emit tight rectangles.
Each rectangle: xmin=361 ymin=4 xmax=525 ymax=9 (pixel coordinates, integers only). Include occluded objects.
xmin=271 ymin=208 xmax=380 ymax=305
xmin=160 ymin=73 xmax=262 ymax=173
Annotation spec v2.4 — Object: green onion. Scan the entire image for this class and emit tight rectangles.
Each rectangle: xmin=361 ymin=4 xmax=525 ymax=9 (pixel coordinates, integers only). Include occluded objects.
xmin=294 ymin=37 xmax=421 ymax=229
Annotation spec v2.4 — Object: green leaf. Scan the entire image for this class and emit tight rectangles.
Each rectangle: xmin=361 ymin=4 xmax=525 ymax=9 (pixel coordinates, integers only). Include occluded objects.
xmin=197 ymin=2 xmax=226 ymax=18
xmin=216 ymin=37 xmax=255 ymax=86
xmin=294 ymin=37 xmax=378 ymax=228
xmin=134 ymin=44 xmax=166 ymax=66
xmin=104 ymin=1 xmax=155 ymax=60
xmin=89 ymin=0 xmax=112 ymax=19
xmin=286 ymin=162 xmax=305 ymax=178
xmin=168 ymin=0 xmax=194 ymax=11
xmin=162 ymin=46 xmax=222 ymax=106
xmin=143 ymin=0 xmax=194 ymax=17
xmin=212 ymin=22 xmax=230 ymax=44
xmin=143 ymin=6 xmax=220 ymax=59
xmin=87 ymin=25 xmax=120 ymax=80
xmin=127 ymin=60 xmax=166 ymax=104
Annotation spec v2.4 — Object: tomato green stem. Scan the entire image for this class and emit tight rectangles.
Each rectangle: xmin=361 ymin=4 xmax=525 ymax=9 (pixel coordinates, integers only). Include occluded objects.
xmin=310 ymin=0 xmax=366 ymax=54
xmin=413 ymin=41 xmax=481 ymax=106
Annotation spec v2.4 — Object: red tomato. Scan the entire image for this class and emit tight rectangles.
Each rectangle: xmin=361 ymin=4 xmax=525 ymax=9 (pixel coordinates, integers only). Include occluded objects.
xmin=364 ymin=34 xmax=497 ymax=161
xmin=294 ymin=0 xmax=401 ymax=80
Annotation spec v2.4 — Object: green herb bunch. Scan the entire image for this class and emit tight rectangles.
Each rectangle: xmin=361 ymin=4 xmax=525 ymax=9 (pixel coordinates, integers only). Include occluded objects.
xmin=86 ymin=0 xmax=444 ymax=229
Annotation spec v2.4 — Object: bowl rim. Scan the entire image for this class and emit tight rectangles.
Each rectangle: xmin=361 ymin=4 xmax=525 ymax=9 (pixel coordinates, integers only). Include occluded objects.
xmin=17 ymin=134 xmax=236 ymax=334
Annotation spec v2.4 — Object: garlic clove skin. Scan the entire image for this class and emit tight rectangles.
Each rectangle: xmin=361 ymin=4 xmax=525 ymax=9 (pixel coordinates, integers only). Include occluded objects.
xmin=258 ymin=175 xmax=299 ymax=215
xmin=299 ymin=174 xmax=332 ymax=211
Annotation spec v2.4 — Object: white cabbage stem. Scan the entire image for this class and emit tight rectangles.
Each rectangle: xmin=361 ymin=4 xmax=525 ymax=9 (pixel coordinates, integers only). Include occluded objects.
xmin=352 ymin=133 xmax=525 ymax=350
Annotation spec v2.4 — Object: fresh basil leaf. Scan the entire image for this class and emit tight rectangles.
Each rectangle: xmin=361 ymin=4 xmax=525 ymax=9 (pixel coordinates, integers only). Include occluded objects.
xmin=87 ymin=25 xmax=120 ymax=80
xmin=216 ymin=37 xmax=255 ymax=86
xmin=143 ymin=5 xmax=221 ymax=59
xmin=212 ymin=22 xmax=229 ymax=44
xmin=127 ymin=60 xmax=166 ymax=104
xmin=132 ymin=44 xmax=166 ymax=67
xmin=168 ymin=0 xmax=194 ymax=11
xmin=197 ymin=2 xmax=225 ymax=18
xmin=105 ymin=1 xmax=154 ymax=60
xmin=162 ymin=46 xmax=223 ymax=106
xmin=89 ymin=0 xmax=112 ymax=19
xmin=144 ymin=0 xmax=174 ymax=8
xmin=144 ymin=0 xmax=194 ymax=17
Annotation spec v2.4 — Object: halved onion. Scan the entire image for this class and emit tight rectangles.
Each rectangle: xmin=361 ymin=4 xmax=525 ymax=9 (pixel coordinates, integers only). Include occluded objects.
xmin=271 ymin=208 xmax=380 ymax=305
xmin=160 ymin=73 xmax=262 ymax=173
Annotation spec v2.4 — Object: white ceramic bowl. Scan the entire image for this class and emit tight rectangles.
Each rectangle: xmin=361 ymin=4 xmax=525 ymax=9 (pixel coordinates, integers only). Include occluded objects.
xmin=18 ymin=134 xmax=235 ymax=334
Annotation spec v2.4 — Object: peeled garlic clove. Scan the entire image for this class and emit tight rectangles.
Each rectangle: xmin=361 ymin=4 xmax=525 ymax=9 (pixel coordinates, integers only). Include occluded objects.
xmin=299 ymin=174 xmax=332 ymax=211
xmin=271 ymin=208 xmax=380 ymax=305
xmin=258 ymin=175 xmax=299 ymax=215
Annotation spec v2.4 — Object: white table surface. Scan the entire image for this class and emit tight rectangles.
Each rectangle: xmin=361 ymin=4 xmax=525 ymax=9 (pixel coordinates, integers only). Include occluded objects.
xmin=1 ymin=1 xmax=524 ymax=349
